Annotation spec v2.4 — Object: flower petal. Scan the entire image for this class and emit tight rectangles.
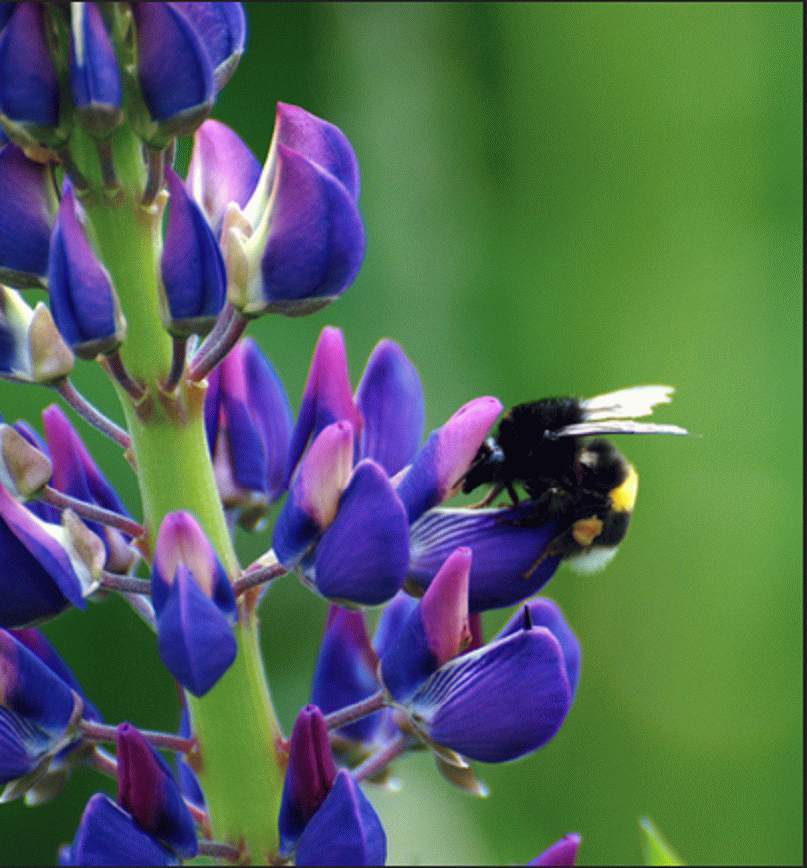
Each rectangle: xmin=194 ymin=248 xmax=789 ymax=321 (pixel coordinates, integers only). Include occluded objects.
xmin=313 ymin=459 xmax=409 ymax=607
xmin=395 ymin=396 xmax=502 ymax=524
xmin=408 ymin=505 xmax=562 ymax=611
xmin=116 ymin=723 xmax=197 ymax=859
xmin=355 ymin=339 xmax=424 ymax=476
xmin=61 ymin=793 xmax=176 ymax=866
xmin=410 ymin=627 xmax=573 ymax=763
xmin=155 ymin=564 xmax=237 ymax=697
xmin=295 ymin=770 xmax=386 ymax=867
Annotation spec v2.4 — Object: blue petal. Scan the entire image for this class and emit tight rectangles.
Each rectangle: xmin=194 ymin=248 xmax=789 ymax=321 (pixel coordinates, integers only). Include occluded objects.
xmin=170 ymin=3 xmax=247 ymax=92
xmin=411 ymin=628 xmax=572 ymax=763
xmin=355 ymin=340 xmax=424 ymax=476
xmin=408 ymin=505 xmax=562 ymax=611
xmin=258 ymin=145 xmax=365 ymax=306
xmin=496 ymin=599 xmax=581 ymax=701
xmin=68 ymin=3 xmax=122 ymax=116
xmin=133 ymin=2 xmax=214 ymax=124
xmin=295 ymin=770 xmax=386 ymax=866
xmin=161 ymin=167 xmax=226 ymax=335
xmin=48 ymin=186 xmax=122 ymax=359
xmin=311 ymin=608 xmax=382 ymax=745
xmin=0 ymin=629 xmax=79 ymax=786
xmin=314 ymin=460 xmax=409 ymax=607
xmin=156 ymin=565 xmax=237 ymax=697
xmin=0 ymin=143 xmax=55 ymax=287
xmin=63 ymin=793 xmax=177 ymax=866
xmin=0 ymin=3 xmax=59 ymax=127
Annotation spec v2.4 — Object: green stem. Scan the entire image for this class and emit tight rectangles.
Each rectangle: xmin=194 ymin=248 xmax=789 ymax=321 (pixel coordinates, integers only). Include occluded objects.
xmin=74 ymin=124 xmax=285 ymax=860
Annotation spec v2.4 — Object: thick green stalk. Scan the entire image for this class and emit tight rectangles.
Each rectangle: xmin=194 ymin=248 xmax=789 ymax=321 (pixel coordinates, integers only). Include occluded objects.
xmin=74 ymin=126 xmax=285 ymax=860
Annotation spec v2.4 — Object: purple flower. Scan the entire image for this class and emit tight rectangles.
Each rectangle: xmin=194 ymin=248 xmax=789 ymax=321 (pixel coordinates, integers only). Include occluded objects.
xmin=273 ymin=328 xmax=421 ymax=606
xmin=311 ymin=607 xmax=387 ymax=753
xmin=60 ymin=792 xmax=178 ymax=866
xmin=0 ymin=628 xmax=85 ymax=795
xmin=295 ymin=770 xmax=386 ymax=867
xmin=0 ymin=480 xmax=103 ymax=628
xmin=528 ymin=833 xmax=582 ymax=866
xmin=48 ymin=184 xmax=126 ymax=360
xmin=41 ymin=405 xmax=137 ymax=574
xmin=68 ymin=2 xmax=123 ymax=139
xmin=151 ymin=511 xmax=237 ymax=696
xmin=205 ymin=337 xmax=293 ymax=530
xmin=0 ymin=3 xmax=59 ymax=139
xmin=277 ymin=704 xmax=337 ymax=857
xmin=0 ymin=142 xmax=58 ymax=289
xmin=379 ymin=547 xmax=472 ymax=705
xmin=160 ymin=165 xmax=227 ymax=337
xmin=192 ymin=104 xmax=365 ymax=316
xmin=382 ymin=597 xmax=580 ymax=764
xmin=116 ymin=722 xmax=197 ymax=859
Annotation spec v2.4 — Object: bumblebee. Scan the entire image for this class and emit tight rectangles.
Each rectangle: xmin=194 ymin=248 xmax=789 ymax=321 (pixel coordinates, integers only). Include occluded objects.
xmin=462 ymin=386 xmax=688 ymax=575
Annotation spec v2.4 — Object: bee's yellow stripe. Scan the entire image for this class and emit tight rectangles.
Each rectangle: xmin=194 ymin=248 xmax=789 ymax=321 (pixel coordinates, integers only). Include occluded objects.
xmin=610 ymin=463 xmax=638 ymax=512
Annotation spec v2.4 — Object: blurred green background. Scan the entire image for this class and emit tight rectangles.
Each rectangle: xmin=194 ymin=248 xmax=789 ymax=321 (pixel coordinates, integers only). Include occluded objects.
xmin=1 ymin=3 xmax=801 ymax=865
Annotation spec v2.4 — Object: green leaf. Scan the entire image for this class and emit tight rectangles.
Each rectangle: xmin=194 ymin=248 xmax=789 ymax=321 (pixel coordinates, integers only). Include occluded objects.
xmin=640 ymin=817 xmax=684 ymax=866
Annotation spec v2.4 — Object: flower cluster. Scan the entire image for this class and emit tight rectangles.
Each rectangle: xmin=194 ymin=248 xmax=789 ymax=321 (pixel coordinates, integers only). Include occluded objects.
xmin=0 ymin=4 xmax=586 ymax=865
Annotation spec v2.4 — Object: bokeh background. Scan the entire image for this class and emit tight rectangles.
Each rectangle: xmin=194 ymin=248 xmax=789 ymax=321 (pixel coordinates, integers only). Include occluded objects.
xmin=1 ymin=3 xmax=801 ymax=865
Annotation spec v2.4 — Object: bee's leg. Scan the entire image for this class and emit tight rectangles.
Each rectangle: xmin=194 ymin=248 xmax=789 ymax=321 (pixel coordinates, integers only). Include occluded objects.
xmin=469 ymin=484 xmax=505 ymax=508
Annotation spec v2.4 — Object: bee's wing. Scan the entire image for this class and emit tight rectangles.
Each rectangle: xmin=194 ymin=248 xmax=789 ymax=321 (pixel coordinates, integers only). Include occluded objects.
xmin=547 ymin=420 xmax=690 ymax=439
xmin=578 ymin=385 xmax=674 ymax=421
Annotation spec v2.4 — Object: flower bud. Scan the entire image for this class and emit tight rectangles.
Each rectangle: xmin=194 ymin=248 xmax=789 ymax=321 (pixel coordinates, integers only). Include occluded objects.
xmin=116 ymin=722 xmax=197 ymax=859
xmin=0 ymin=286 xmax=74 ymax=385
xmin=48 ymin=185 xmax=126 ymax=360
xmin=160 ymin=166 xmax=226 ymax=337
xmin=223 ymin=104 xmax=364 ymax=317
xmin=151 ymin=511 xmax=237 ymax=696
xmin=0 ymin=142 xmax=58 ymax=289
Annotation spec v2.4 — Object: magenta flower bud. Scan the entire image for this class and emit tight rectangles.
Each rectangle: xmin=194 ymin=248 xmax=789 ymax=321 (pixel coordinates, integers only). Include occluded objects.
xmin=379 ymin=547 xmax=471 ymax=704
xmin=408 ymin=503 xmax=563 ymax=611
xmin=68 ymin=2 xmax=123 ymax=139
xmin=151 ymin=511 xmax=237 ymax=696
xmin=61 ymin=793 xmax=176 ymax=866
xmin=528 ymin=833 xmax=582 ymax=866
xmin=0 ymin=142 xmax=58 ymax=289
xmin=286 ymin=326 xmax=362 ymax=484
xmin=311 ymin=607 xmax=384 ymax=747
xmin=400 ymin=610 xmax=577 ymax=763
xmin=205 ymin=337 xmax=292 ymax=529
xmin=395 ymin=396 xmax=503 ymax=524
xmin=169 ymin=3 xmax=247 ymax=93
xmin=223 ymin=104 xmax=364 ymax=317
xmin=0 ymin=286 xmax=74 ymax=385
xmin=160 ymin=165 xmax=226 ymax=337
xmin=187 ymin=119 xmax=261 ymax=235
xmin=273 ymin=421 xmax=355 ymax=569
xmin=295 ymin=770 xmax=386 ymax=867
xmin=131 ymin=2 xmax=215 ymax=143
xmin=277 ymin=704 xmax=337 ymax=857
xmin=0 ymin=628 xmax=84 ymax=790
xmin=355 ymin=339 xmax=425 ymax=477
xmin=311 ymin=459 xmax=409 ymax=607
xmin=0 ymin=4 xmax=59 ymax=136
xmin=48 ymin=185 xmax=126 ymax=360
xmin=116 ymin=722 xmax=197 ymax=859
xmin=1 ymin=481 xmax=102 ymax=628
